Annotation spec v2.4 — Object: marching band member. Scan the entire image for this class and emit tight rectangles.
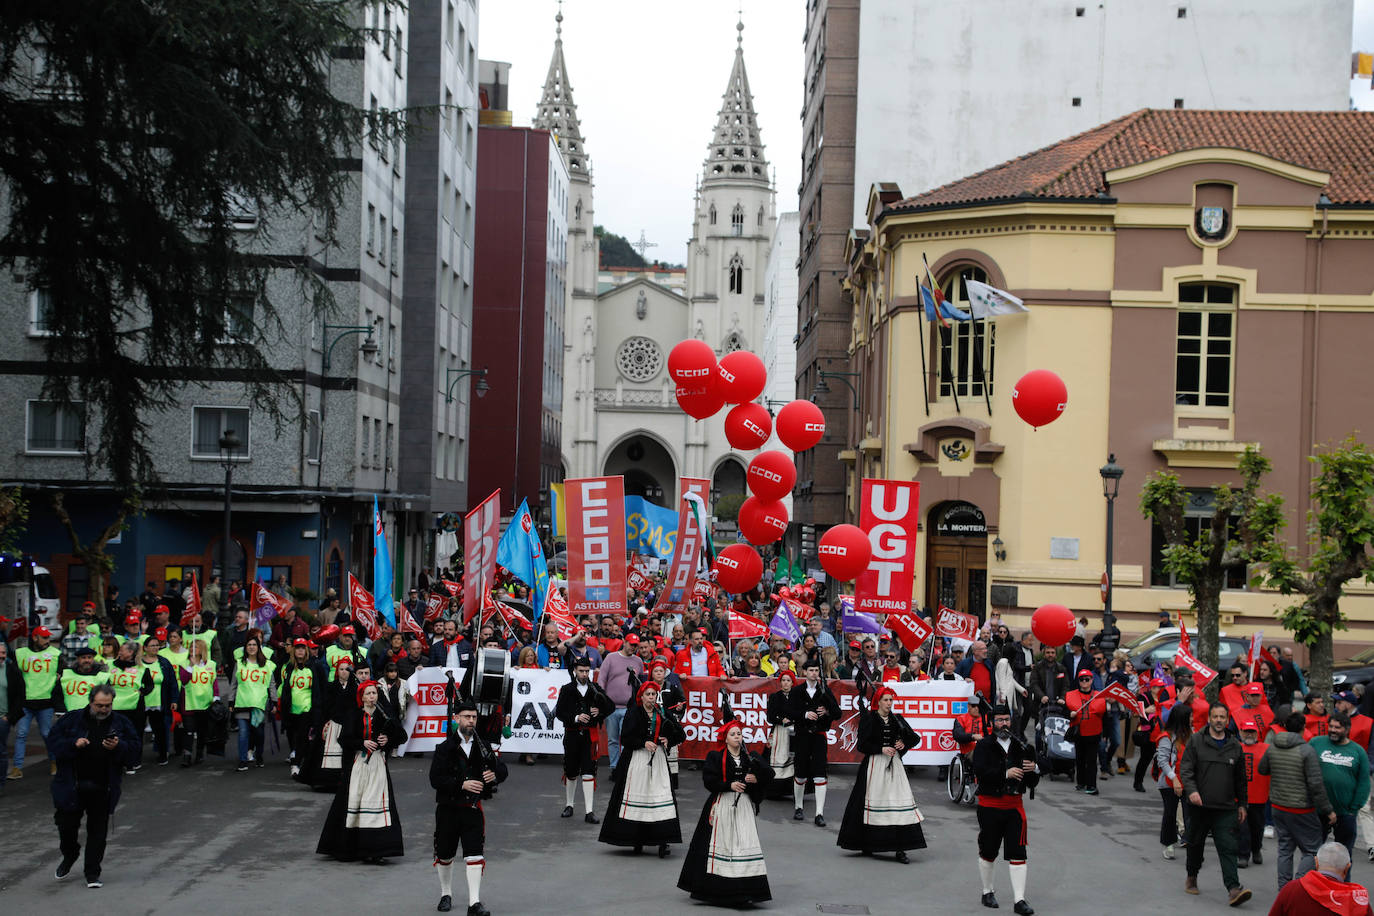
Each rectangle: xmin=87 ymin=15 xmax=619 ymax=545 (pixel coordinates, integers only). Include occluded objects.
xmin=598 ymin=680 xmax=685 ymax=857
xmin=430 ymin=698 xmax=508 ymax=915
xmin=766 ymin=669 xmax=797 ymax=796
xmin=837 ymin=685 xmax=925 ymax=863
xmin=789 ymin=657 xmax=840 ymax=826
xmin=555 ymin=655 xmax=614 ymax=822
xmin=677 ymin=718 xmax=775 ymax=906
xmin=317 ymin=680 xmax=407 ymax=864
xmin=972 ymin=704 xmax=1039 ymax=914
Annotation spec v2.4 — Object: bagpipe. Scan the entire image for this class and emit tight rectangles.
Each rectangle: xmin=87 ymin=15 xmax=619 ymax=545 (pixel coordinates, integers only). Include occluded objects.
xmin=444 ymin=670 xmax=501 ymax=799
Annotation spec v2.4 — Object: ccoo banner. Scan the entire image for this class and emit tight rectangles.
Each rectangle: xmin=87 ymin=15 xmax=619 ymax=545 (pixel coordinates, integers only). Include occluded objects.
xmin=398 ymin=666 xmax=467 ymax=755
xmin=653 ymin=497 xmax=704 ymax=616
xmin=855 ymin=480 xmax=921 ymax=616
xmin=565 ymin=476 xmax=628 ymax=617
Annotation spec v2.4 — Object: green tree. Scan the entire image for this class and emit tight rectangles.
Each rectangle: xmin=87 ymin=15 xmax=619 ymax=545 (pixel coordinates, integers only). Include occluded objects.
xmin=594 ymin=225 xmax=647 ymax=268
xmin=1264 ymin=437 xmax=1374 ymax=697
xmin=0 ymin=2 xmax=407 ymax=489
xmin=0 ymin=487 xmax=28 ymax=556
xmin=1139 ymin=445 xmax=1288 ymax=697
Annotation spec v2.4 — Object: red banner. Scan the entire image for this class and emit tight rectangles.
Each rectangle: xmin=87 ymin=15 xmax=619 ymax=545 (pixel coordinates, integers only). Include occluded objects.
xmin=653 ymin=497 xmax=702 ymax=615
xmin=855 ymin=480 xmax=921 ymax=615
xmin=424 ymin=592 xmax=447 ymax=623
xmin=347 ymin=573 xmax=381 ymax=640
xmin=1099 ymin=681 xmax=1144 ymax=716
xmin=934 ymin=605 xmax=979 ymax=640
xmin=728 ymin=611 xmax=769 ymax=640
xmin=627 ymin=562 xmax=653 ymax=592
xmin=463 ymin=490 xmax=501 ymax=624
xmin=680 ymin=476 xmax=710 ymax=508
xmin=543 ymin=589 xmax=578 ymax=640
xmin=693 ymin=580 xmax=713 ymax=600
xmin=564 ymin=476 xmax=628 ymax=616
xmin=674 ymin=677 xmax=974 ymax=766
xmin=441 ymin=578 xmax=461 ymax=597
xmin=886 ymin=607 xmax=933 ymax=651
xmin=182 ymin=571 xmax=202 ymax=627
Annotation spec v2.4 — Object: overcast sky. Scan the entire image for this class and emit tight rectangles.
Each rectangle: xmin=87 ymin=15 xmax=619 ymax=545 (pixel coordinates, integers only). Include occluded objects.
xmin=478 ymin=0 xmax=803 ymax=266
xmin=479 ymin=1 xmax=1372 ymax=266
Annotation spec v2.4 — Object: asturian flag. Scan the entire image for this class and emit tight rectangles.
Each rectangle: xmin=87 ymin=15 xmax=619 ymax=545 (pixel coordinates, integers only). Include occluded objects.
xmin=965 ymin=279 xmax=1029 ymax=319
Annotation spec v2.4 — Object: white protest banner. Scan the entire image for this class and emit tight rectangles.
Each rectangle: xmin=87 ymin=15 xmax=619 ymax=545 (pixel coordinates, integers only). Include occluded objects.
xmin=398 ymin=666 xmax=466 ymax=754
xmin=503 ymin=667 xmax=573 ymax=754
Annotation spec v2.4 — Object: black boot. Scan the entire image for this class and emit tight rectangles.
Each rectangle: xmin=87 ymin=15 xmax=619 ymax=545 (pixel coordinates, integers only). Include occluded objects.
xmin=982 ymin=892 xmax=999 ymax=909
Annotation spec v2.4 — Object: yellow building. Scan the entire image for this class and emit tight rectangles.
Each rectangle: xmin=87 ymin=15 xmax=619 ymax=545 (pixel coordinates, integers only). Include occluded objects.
xmin=839 ymin=109 xmax=1374 ymax=654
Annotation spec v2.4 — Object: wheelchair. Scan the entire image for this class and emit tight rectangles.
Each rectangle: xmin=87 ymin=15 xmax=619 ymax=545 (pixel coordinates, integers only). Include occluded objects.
xmin=946 ymin=751 xmax=977 ymax=805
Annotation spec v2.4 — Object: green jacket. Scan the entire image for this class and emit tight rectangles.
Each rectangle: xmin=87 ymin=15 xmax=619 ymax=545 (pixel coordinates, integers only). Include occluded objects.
xmin=1259 ymin=731 xmax=1334 ymax=818
xmin=1181 ymin=729 xmax=1247 ymax=810
xmin=1310 ymin=736 xmax=1371 ymax=816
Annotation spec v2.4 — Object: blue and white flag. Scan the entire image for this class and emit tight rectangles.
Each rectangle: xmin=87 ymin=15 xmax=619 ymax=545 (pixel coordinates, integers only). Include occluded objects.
xmin=624 ymin=495 xmax=682 ymax=560
xmin=496 ymin=498 xmax=550 ymax=624
xmin=372 ymin=495 xmax=396 ymax=627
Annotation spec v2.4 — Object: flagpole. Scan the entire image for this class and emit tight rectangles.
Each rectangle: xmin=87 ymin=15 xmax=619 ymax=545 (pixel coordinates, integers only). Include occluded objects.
xmin=923 ymin=252 xmax=961 ymax=416
xmin=972 ymin=316 xmax=992 ymax=415
xmin=916 ymin=276 xmax=930 ymax=417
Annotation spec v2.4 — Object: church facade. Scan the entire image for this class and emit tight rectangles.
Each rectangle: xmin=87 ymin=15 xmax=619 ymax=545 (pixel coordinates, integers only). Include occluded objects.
xmin=543 ymin=18 xmax=778 ymax=511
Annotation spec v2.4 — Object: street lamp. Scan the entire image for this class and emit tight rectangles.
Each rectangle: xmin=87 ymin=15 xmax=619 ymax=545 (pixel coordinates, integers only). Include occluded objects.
xmin=445 ymin=367 xmax=489 ymax=403
xmin=219 ymin=428 xmax=242 ymax=587
xmin=811 ymin=369 xmax=860 ymax=409
xmin=992 ymin=535 xmax=1007 ymax=562
xmin=322 ymin=322 xmax=379 ymax=373
xmin=1099 ymin=453 xmax=1124 ymax=630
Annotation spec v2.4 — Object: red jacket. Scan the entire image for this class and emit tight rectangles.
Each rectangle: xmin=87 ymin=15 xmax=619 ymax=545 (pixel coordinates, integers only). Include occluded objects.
xmin=1269 ymin=870 xmax=1374 ymax=916
xmin=673 ymin=643 xmax=724 ymax=679
xmin=1065 ymin=688 xmax=1106 ymax=737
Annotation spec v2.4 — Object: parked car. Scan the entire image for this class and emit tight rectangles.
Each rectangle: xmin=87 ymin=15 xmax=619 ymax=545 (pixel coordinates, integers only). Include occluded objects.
xmin=1129 ymin=635 xmax=1250 ymax=674
xmin=1332 ymin=647 xmax=1374 ymax=690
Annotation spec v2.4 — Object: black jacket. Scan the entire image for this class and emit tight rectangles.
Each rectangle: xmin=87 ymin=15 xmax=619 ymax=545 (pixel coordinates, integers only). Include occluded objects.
xmin=856 ymin=710 xmax=919 ymax=757
xmin=788 ymin=681 xmax=840 ymax=735
xmin=1181 ymin=729 xmax=1247 ymax=810
xmin=49 ymin=708 xmax=140 ymax=813
xmin=429 ymin=729 xmax=509 ymax=806
xmin=3 ymin=658 xmax=22 ymax=722
xmin=555 ymin=679 xmax=615 ymax=733
xmin=701 ymin=748 xmax=774 ymax=811
xmin=766 ymin=689 xmax=793 ymax=728
xmin=971 ymin=733 xmax=1040 ymax=798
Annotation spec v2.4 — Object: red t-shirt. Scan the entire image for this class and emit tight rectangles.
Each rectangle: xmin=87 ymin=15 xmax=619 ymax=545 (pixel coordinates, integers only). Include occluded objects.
xmin=1065 ymin=688 xmax=1106 ymax=737
xmin=1241 ymin=742 xmax=1270 ymax=804
xmin=1351 ymin=714 xmax=1373 ymax=751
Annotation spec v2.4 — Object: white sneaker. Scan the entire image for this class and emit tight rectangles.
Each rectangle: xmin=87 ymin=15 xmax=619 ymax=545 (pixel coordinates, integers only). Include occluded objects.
xmin=246 ymin=750 xmax=255 ymax=763
xmin=1263 ymin=825 xmax=1275 ymax=839
xmin=1162 ymin=845 xmax=1176 ymax=860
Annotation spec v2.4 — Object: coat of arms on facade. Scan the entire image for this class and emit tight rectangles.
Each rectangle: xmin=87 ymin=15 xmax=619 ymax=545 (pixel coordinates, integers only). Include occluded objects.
xmin=941 ymin=439 xmax=970 ymax=462
xmin=1195 ymin=205 xmax=1228 ymax=241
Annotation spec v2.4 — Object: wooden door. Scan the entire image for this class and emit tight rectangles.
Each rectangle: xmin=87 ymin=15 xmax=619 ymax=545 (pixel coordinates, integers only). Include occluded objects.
xmin=926 ymin=538 xmax=989 ymax=623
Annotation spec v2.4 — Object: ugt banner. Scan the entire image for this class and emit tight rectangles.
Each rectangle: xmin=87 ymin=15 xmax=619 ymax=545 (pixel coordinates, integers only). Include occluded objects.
xmin=398 ymin=666 xmax=467 ymax=755
xmin=565 ymin=476 xmax=628 ymax=616
xmin=674 ymin=677 xmax=974 ymax=767
xmin=855 ymin=480 xmax=920 ymax=615
xmin=463 ymin=489 xmax=501 ymax=623
xmin=653 ymin=496 xmax=704 ymax=615
xmin=504 ymin=667 xmax=573 ymax=754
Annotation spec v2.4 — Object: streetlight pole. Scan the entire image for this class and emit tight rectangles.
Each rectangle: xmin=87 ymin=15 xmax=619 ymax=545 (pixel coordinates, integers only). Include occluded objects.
xmin=220 ymin=429 xmax=242 ymax=590
xmin=1099 ymin=453 xmax=1124 ymax=634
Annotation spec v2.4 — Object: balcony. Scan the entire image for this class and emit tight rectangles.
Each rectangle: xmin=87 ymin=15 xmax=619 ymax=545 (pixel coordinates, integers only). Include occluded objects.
xmin=594 ymin=387 xmax=677 ymax=412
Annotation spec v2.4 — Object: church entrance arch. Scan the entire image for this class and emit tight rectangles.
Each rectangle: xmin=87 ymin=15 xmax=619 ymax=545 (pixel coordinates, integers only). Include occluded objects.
xmin=603 ymin=434 xmax=677 ymax=504
xmin=924 ymin=500 xmax=988 ymax=623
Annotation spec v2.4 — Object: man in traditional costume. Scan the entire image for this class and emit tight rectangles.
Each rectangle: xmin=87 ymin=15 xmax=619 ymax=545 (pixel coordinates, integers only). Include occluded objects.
xmin=837 ymin=685 xmax=925 ymax=863
xmin=430 ymin=698 xmax=508 ymax=915
xmin=789 ymin=657 xmax=840 ymax=826
xmin=972 ymin=703 xmax=1039 ymax=914
xmin=555 ymin=655 xmax=613 ymax=822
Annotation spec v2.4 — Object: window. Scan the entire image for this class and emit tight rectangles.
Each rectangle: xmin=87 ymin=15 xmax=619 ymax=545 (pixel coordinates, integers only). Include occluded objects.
xmin=709 ymin=203 xmax=717 ymax=226
xmin=936 ymin=267 xmax=996 ymax=399
xmin=373 ymin=418 xmax=382 ymax=468
xmin=378 ymin=215 xmax=387 ymax=264
xmin=361 ymin=414 xmax=371 ymax=468
xmin=26 ymin=400 xmax=84 ymax=453
xmin=66 ymin=563 xmax=89 ymax=613
xmin=191 ymin=406 xmax=249 ymax=459
xmin=388 ymin=324 xmax=397 ymax=372
xmin=369 ymin=95 xmax=379 ymax=150
xmin=391 ymin=226 xmax=400 ymax=275
xmin=326 ymin=548 xmax=343 ymax=596
xmin=29 ymin=289 xmax=53 ymax=336
xmin=382 ymin=6 xmax=392 ymax=57
xmin=1174 ymin=98 xmax=1185 ymax=109
xmin=1071 ymin=97 xmax=1081 ymax=107
xmin=306 ymin=409 xmax=321 ymax=463
xmin=1150 ymin=489 xmax=1247 ymax=588
xmin=728 ymin=254 xmax=744 ymax=295
xmin=257 ymin=566 xmax=292 ymax=589
xmin=445 ymin=1 xmax=454 ymax=46
xmin=444 ymin=90 xmax=454 ymax=134
xmin=385 ymin=421 xmax=394 ymax=471
xmin=367 ymin=204 xmax=376 ymax=252
xmin=394 ymin=27 xmax=403 ymax=75
xmin=1175 ymin=283 xmax=1235 ymax=407
xmin=757 ymin=205 xmax=764 ymax=227
xmin=219 ymin=294 xmax=254 ymax=343
xmin=731 ymin=204 xmax=744 ymax=236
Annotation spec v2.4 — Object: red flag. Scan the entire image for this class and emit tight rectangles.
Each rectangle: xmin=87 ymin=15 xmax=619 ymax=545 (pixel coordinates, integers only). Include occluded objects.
xmin=887 ymin=607 xmax=934 ymax=652
xmin=933 ymin=605 xmax=979 ymax=641
xmin=424 ymin=592 xmax=446 ymax=623
xmin=627 ymin=562 xmax=653 ymax=592
xmin=542 ymin=589 xmax=578 ymax=641
xmin=1177 ymin=612 xmax=1191 ymax=654
xmin=463 ymin=490 xmax=501 ymax=624
xmin=347 ymin=573 xmax=382 ymax=640
xmin=728 ymin=611 xmax=769 ymax=640
xmin=398 ymin=601 xmax=426 ymax=647
xmin=496 ymin=598 xmax=532 ymax=635
xmin=693 ymin=580 xmax=712 ymax=601
xmin=442 ymin=578 xmax=461 ymax=597
xmin=181 ymin=572 xmax=203 ymax=627
xmin=1174 ymin=645 xmax=1218 ymax=688
xmin=654 ymin=497 xmax=702 ymax=615
xmin=1261 ymin=646 xmax=1283 ymax=675
xmin=1100 ymin=681 xmax=1144 ymax=716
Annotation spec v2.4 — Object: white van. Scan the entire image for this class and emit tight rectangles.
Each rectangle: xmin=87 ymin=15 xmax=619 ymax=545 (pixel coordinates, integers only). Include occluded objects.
xmin=0 ymin=556 xmax=62 ymax=631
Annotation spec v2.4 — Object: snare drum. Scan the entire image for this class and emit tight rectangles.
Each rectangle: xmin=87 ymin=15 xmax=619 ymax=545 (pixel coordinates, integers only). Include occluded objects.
xmin=465 ymin=647 xmax=512 ymax=706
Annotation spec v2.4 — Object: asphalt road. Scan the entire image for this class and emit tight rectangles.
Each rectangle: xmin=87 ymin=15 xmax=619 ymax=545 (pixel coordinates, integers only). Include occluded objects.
xmin=0 ymin=729 xmax=1299 ymax=914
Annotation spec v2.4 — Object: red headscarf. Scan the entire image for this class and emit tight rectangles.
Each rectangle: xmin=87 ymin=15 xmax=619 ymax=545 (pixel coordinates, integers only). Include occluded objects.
xmin=636 ymin=680 xmax=660 ymax=704
xmin=871 ymin=685 xmax=897 ymax=708
xmin=777 ymin=669 xmax=796 ymax=687
xmin=716 ymin=719 xmax=744 ymax=746
xmin=356 ymin=679 xmax=379 ymax=706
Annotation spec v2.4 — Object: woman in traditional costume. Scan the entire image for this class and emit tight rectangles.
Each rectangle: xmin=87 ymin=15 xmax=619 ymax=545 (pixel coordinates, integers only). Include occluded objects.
xmin=598 ymin=680 xmax=685 ymax=857
xmin=298 ymin=656 xmax=357 ymax=790
xmin=837 ymin=685 xmax=926 ymax=863
xmin=677 ymin=718 xmax=774 ymax=906
xmin=765 ymin=669 xmax=796 ymax=797
xmin=317 ymin=679 xmax=407 ymax=863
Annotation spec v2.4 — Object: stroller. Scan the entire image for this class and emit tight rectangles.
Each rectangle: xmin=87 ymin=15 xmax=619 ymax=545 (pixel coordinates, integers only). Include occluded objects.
xmin=1036 ymin=701 xmax=1077 ymax=781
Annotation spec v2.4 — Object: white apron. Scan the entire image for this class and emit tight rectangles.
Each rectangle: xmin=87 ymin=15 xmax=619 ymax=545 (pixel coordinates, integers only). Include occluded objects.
xmin=321 ymin=719 xmax=343 ymax=771
xmin=344 ymin=749 xmax=393 ymax=829
xmin=705 ymin=792 xmax=767 ymax=879
xmin=767 ymin=725 xmax=794 ymax=781
xmin=862 ymin=753 xmax=923 ymax=827
xmin=620 ymin=747 xmax=677 ymax=823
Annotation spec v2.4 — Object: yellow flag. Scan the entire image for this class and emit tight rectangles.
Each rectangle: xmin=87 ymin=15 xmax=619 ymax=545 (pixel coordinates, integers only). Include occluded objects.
xmin=1355 ymin=52 xmax=1373 ymax=79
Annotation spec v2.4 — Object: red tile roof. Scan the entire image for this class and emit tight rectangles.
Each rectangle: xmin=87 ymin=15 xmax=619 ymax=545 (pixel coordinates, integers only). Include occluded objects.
xmin=891 ymin=109 xmax=1374 ymax=212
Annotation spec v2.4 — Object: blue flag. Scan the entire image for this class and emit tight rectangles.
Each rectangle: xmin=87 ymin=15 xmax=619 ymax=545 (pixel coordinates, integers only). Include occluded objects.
xmin=496 ymin=499 xmax=550 ymax=625
xmin=769 ymin=598 xmax=803 ymax=647
xmin=372 ymin=495 xmax=396 ymax=627
xmin=624 ymin=496 xmax=681 ymax=559
xmin=921 ymin=284 xmax=971 ymax=323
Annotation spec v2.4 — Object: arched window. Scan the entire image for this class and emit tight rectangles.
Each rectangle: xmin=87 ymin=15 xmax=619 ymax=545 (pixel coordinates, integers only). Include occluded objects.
xmin=731 ymin=204 xmax=744 ymax=237
xmin=757 ymin=205 xmax=764 ymax=227
xmin=936 ymin=266 xmax=994 ymax=400
xmin=708 ymin=203 xmax=717 ymax=226
xmin=574 ymin=198 xmax=582 ymax=222
xmin=722 ymin=332 xmax=745 ymax=353
xmin=728 ymin=254 xmax=744 ymax=295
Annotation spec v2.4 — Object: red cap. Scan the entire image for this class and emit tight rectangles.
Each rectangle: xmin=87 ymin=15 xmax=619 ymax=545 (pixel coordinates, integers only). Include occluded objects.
xmin=1238 ymin=717 xmax=1260 ymax=731
xmin=1077 ymin=670 xmax=1094 ymax=679
xmin=339 ymin=625 xmax=356 ymax=636
xmin=626 ymin=633 xmax=641 ymax=644
xmin=82 ymin=601 xmax=96 ymax=610
xmin=154 ymin=604 xmax=169 ymax=616
xmin=292 ymin=638 xmax=310 ymax=648
xmin=848 ymin=640 xmax=861 ymax=649
xmin=650 ymin=655 xmax=670 ymax=671
xmin=32 ymin=625 xmax=52 ymax=638
xmin=1243 ymin=683 xmax=1263 ymax=696
xmin=125 ymin=613 xmax=141 ymax=626
xmin=1150 ymin=677 xmax=1168 ymax=688
xmin=154 ymin=627 xmax=169 ymax=641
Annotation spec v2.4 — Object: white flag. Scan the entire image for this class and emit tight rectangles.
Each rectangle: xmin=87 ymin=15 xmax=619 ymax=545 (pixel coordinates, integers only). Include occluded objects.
xmin=966 ymin=279 xmax=1028 ymax=319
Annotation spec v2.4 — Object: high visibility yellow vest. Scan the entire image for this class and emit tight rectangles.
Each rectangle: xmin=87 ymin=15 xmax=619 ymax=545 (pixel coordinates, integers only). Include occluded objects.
xmin=107 ymin=665 xmax=146 ymax=711
xmin=16 ymin=646 xmax=61 ymax=701
xmin=159 ymin=647 xmax=190 ymax=671
xmin=59 ymin=669 xmax=110 ymax=711
xmin=235 ymin=662 xmax=272 ymax=710
xmin=141 ymin=660 xmax=166 ymax=707
xmin=285 ymin=666 xmax=314 ymax=714
xmin=183 ymin=664 xmax=216 ymax=711
xmin=185 ymin=629 xmax=215 ymax=660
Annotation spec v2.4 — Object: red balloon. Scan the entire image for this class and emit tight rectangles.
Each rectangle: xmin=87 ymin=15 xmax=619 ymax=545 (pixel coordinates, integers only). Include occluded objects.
xmin=778 ymin=586 xmax=793 ymax=599
xmin=746 ymin=450 xmax=797 ymax=502
xmin=717 ymin=351 xmax=768 ymax=404
xmin=1030 ymin=603 xmax=1077 ymax=647
xmin=738 ymin=496 xmax=789 ymax=545
xmin=775 ymin=399 xmax=826 ymax=452
xmin=723 ymin=403 xmax=772 ymax=451
xmin=668 ymin=338 xmax=718 ymax=385
xmin=676 ymin=380 xmax=726 ymax=420
xmin=315 ymin=624 xmax=340 ymax=643
xmin=1012 ymin=369 xmax=1068 ymax=428
xmin=714 ymin=544 xmax=763 ymax=594
xmin=817 ymin=524 xmax=872 ymax=581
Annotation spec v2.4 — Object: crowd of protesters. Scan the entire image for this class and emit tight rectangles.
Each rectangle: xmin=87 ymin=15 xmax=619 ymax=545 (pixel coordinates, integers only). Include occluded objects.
xmin=5 ymin=561 xmax=1374 ymax=912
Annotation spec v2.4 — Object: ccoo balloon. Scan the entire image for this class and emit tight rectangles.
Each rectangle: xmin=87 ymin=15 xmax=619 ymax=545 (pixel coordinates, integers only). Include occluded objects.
xmin=668 ymin=339 xmax=718 ymax=385
xmin=775 ymin=399 xmax=826 ymax=451
xmin=675 ymin=380 xmax=726 ymax=420
xmin=1011 ymin=369 xmax=1068 ymax=429
xmin=746 ymin=450 xmax=797 ymax=502
xmin=723 ymin=402 xmax=772 ymax=451
xmin=737 ymin=496 xmax=789 ymax=545
xmin=1030 ymin=603 xmax=1077 ymax=647
xmin=817 ymin=524 xmax=872 ymax=581
xmin=716 ymin=351 xmax=768 ymax=404
xmin=713 ymin=544 xmax=763 ymax=594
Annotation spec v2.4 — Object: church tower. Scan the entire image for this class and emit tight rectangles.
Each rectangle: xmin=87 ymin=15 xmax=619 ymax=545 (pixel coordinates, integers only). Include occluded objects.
xmin=683 ymin=18 xmax=777 ymax=478
xmin=534 ymin=6 xmax=599 ymax=480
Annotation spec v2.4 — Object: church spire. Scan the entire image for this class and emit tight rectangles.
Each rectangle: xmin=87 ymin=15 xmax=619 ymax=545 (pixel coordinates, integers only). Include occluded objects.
xmin=532 ymin=2 xmax=589 ymax=176
xmin=703 ymin=16 xmax=769 ymax=184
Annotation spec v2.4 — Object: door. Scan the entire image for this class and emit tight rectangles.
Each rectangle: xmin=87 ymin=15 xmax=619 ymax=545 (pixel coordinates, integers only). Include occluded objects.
xmin=925 ymin=501 xmax=989 ymax=622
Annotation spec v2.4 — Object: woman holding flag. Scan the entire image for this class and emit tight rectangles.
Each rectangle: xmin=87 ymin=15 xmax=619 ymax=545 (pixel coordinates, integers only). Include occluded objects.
xmin=598 ymin=680 xmax=685 ymax=857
